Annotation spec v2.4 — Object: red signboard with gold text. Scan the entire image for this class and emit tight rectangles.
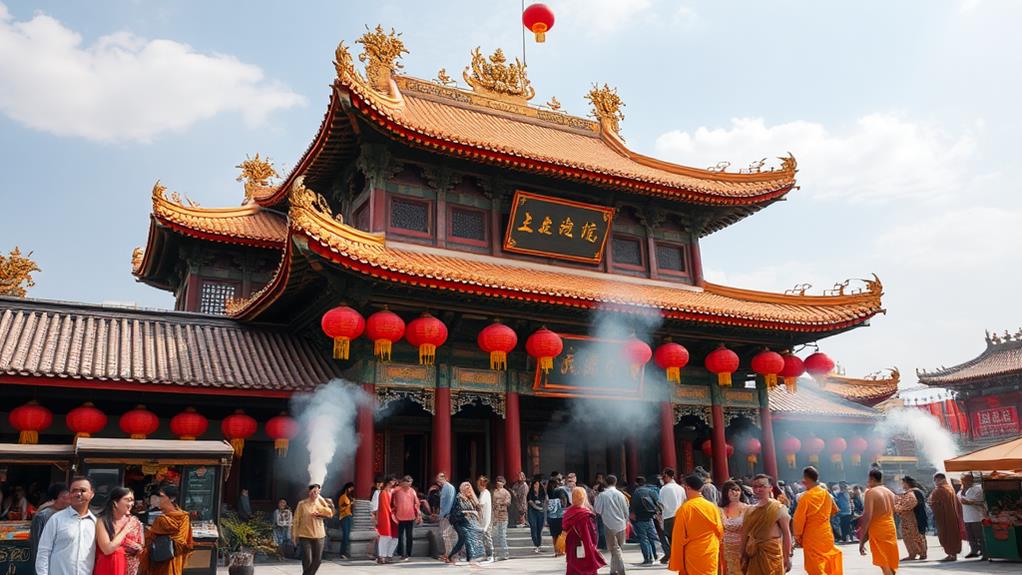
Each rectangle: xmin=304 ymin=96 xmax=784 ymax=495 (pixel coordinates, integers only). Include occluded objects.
xmin=972 ymin=406 xmax=1019 ymax=438
xmin=533 ymin=333 xmax=644 ymax=399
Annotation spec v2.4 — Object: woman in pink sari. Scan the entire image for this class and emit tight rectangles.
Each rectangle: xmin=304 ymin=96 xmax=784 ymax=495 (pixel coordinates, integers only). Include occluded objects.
xmin=562 ymin=486 xmax=606 ymax=575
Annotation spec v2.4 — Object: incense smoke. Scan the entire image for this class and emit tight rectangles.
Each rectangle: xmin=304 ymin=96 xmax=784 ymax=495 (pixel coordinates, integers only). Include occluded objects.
xmin=874 ymin=408 xmax=959 ymax=473
xmin=290 ymin=379 xmax=371 ymax=486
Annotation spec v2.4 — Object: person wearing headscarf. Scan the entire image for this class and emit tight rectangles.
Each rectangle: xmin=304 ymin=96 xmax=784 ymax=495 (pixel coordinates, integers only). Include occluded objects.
xmin=928 ymin=472 xmax=963 ymax=561
xmin=894 ymin=476 xmax=927 ymax=560
xmin=563 ymin=486 xmax=606 ymax=575
xmin=140 ymin=485 xmax=193 ymax=575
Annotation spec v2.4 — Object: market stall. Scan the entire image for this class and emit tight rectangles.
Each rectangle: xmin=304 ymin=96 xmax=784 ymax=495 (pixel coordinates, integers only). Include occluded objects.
xmin=0 ymin=444 xmax=74 ymax=575
xmin=945 ymin=436 xmax=1022 ymax=561
xmin=75 ymin=438 xmax=233 ymax=575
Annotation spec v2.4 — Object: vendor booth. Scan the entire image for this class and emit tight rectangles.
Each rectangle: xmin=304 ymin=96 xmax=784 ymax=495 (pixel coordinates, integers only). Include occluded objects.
xmin=945 ymin=436 xmax=1022 ymax=561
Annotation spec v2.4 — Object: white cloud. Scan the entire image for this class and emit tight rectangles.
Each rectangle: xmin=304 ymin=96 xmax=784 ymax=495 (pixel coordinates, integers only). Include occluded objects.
xmin=655 ymin=114 xmax=978 ymax=204
xmin=960 ymin=0 xmax=982 ymax=13
xmin=0 ymin=4 xmax=304 ymax=142
xmin=875 ymin=206 xmax=1022 ymax=270
xmin=556 ymin=0 xmax=654 ymax=34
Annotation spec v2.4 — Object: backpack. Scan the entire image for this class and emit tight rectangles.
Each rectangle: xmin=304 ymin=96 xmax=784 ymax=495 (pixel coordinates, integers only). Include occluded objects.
xmin=447 ymin=500 xmax=466 ymax=527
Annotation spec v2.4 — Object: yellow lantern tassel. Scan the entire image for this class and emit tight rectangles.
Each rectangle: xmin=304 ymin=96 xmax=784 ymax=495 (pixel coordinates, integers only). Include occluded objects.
xmin=489 ymin=351 xmax=507 ymax=371
xmin=333 ymin=337 xmax=350 ymax=360
xmin=533 ymin=24 xmax=548 ymax=42
xmin=809 ymin=454 xmax=819 ymax=465
xmin=374 ymin=339 xmax=392 ymax=362
xmin=419 ymin=344 xmax=436 ymax=366
xmin=231 ymin=438 xmax=245 ymax=457
xmin=784 ymin=376 xmax=797 ymax=394
xmin=717 ymin=372 xmax=732 ymax=387
xmin=765 ymin=373 xmax=777 ymax=388
xmin=19 ymin=430 xmax=38 ymax=444
xmin=131 ymin=433 xmax=145 ymax=440
xmin=851 ymin=454 xmax=861 ymax=466
xmin=786 ymin=453 xmax=796 ymax=469
xmin=666 ymin=366 xmax=680 ymax=384
xmin=539 ymin=357 xmax=553 ymax=373
xmin=274 ymin=438 xmax=289 ymax=458
xmin=747 ymin=455 xmax=757 ymax=473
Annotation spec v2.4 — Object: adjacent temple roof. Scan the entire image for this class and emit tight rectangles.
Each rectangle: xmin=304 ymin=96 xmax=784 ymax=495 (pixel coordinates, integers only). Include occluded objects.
xmin=812 ymin=368 xmax=900 ymax=406
xmin=917 ymin=329 xmax=1022 ymax=386
xmin=769 ymin=383 xmax=882 ymax=420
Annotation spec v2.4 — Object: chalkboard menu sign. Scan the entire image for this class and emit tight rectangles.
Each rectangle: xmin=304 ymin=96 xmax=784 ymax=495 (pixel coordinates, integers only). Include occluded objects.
xmin=182 ymin=465 xmax=217 ymax=521
xmin=503 ymin=191 xmax=615 ymax=264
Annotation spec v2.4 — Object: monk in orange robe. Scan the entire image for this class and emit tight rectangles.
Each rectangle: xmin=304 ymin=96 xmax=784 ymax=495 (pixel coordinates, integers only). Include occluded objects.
xmin=668 ymin=474 xmax=723 ymax=575
xmin=858 ymin=469 xmax=898 ymax=575
xmin=793 ymin=466 xmax=843 ymax=575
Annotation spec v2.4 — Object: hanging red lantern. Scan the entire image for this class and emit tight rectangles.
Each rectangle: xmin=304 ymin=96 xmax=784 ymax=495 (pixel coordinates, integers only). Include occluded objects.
xmin=743 ymin=437 xmax=762 ymax=471
xmin=869 ymin=437 xmax=886 ymax=462
xmin=849 ymin=436 xmax=868 ymax=466
xmin=804 ymin=436 xmax=825 ymax=465
xmin=265 ymin=413 xmax=299 ymax=457
xmin=726 ymin=442 xmax=735 ymax=458
xmin=477 ymin=321 xmax=518 ymax=371
xmin=9 ymin=401 xmax=53 ymax=444
xmin=222 ymin=409 xmax=258 ymax=457
xmin=803 ymin=351 xmax=835 ymax=379
xmin=170 ymin=407 xmax=208 ymax=440
xmin=120 ymin=405 xmax=159 ymax=440
xmin=781 ymin=436 xmax=802 ymax=469
xmin=522 ymin=3 xmax=555 ymax=42
xmin=526 ymin=327 xmax=563 ymax=373
xmin=700 ymin=439 xmax=732 ymax=458
xmin=828 ymin=437 xmax=847 ymax=467
xmin=366 ymin=307 xmax=406 ymax=362
xmin=623 ymin=335 xmax=652 ymax=379
xmin=779 ymin=352 xmax=805 ymax=394
xmin=405 ymin=312 xmax=448 ymax=366
xmin=705 ymin=345 xmax=739 ymax=387
xmin=66 ymin=402 xmax=107 ymax=441
xmin=751 ymin=350 xmax=785 ymax=389
xmin=321 ymin=305 xmax=365 ymax=360
xmin=654 ymin=340 xmax=689 ymax=384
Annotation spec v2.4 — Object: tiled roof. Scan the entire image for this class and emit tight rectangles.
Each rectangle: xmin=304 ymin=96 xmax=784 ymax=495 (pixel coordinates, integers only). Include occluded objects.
xmin=769 ymin=383 xmax=880 ymax=419
xmin=917 ymin=336 xmax=1022 ymax=386
xmin=814 ymin=368 xmax=900 ymax=406
xmin=0 ymin=298 xmax=340 ymax=395
xmin=149 ymin=183 xmax=287 ymax=248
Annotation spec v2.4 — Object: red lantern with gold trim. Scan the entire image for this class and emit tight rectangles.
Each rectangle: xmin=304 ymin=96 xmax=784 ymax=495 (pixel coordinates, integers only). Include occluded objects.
xmin=743 ymin=437 xmax=762 ymax=472
xmin=120 ymin=405 xmax=159 ymax=440
xmin=321 ymin=305 xmax=365 ymax=360
xmin=222 ymin=409 xmax=258 ymax=457
xmin=779 ymin=352 xmax=805 ymax=394
xmin=9 ymin=401 xmax=53 ymax=444
xmin=849 ymin=436 xmax=868 ymax=466
xmin=366 ymin=307 xmax=405 ymax=362
xmin=781 ymin=436 xmax=802 ymax=469
xmin=66 ymin=402 xmax=106 ymax=442
xmin=828 ymin=437 xmax=847 ymax=468
xmin=624 ymin=335 xmax=652 ymax=379
xmin=170 ymin=407 xmax=208 ymax=440
xmin=265 ymin=413 xmax=299 ymax=457
xmin=526 ymin=327 xmax=563 ymax=373
xmin=751 ymin=350 xmax=785 ymax=389
xmin=804 ymin=351 xmax=835 ymax=379
xmin=522 ymin=3 xmax=555 ymax=42
xmin=654 ymin=340 xmax=689 ymax=384
xmin=705 ymin=345 xmax=739 ymax=387
xmin=405 ymin=313 xmax=448 ymax=366
xmin=477 ymin=321 xmax=517 ymax=371
xmin=804 ymin=436 xmax=825 ymax=465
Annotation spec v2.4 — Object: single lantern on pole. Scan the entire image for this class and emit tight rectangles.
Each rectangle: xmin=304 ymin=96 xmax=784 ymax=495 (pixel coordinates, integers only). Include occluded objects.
xmin=522 ymin=3 xmax=555 ymax=42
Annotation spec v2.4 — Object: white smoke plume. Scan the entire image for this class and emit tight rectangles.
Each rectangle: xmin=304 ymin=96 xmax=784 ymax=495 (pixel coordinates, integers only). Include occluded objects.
xmin=289 ymin=379 xmax=371 ymax=486
xmin=874 ymin=408 xmax=959 ymax=473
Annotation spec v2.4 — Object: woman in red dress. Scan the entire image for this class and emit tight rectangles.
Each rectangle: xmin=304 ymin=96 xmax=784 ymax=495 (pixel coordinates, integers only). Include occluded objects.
xmin=95 ymin=487 xmax=144 ymax=575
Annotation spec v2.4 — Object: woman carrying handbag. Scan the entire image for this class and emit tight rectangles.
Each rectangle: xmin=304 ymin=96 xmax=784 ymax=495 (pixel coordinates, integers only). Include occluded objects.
xmin=562 ymin=487 xmax=606 ymax=575
xmin=140 ymin=485 xmax=193 ymax=575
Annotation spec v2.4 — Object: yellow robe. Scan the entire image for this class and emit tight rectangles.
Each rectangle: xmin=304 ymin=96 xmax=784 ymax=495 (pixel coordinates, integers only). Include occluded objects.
xmin=866 ymin=488 xmax=899 ymax=572
xmin=793 ymin=485 xmax=843 ymax=575
xmin=668 ymin=495 xmax=723 ymax=575
xmin=744 ymin=499 xmax=786 ymax=575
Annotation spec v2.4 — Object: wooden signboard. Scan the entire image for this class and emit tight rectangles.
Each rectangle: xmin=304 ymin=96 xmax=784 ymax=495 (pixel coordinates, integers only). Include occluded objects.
xmin=503 ymin=191 xmax=615 ymax=264
xmin=533 ymin=334 xmax=644 ymax=398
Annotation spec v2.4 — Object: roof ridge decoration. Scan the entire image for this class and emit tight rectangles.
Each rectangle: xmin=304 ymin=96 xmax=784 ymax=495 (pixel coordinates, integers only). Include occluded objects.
xmin=288 ymin=176 xmax=386 ymax=247
xmin=463 ymin=47 xmax=535 ymax=104
xmin=705 ymin=274 xmax=883 ymax=307
xmin=916 ymin=327 xmax=1022 ymax=381
xmin=586 ymin=84 xmax=625 ymax=137
xmin=0 ymin=247 xmax=40 ymax=298
xmin=152 ymin=180 xmax=200 ymax=208
xmin=235 ymin=154 xmax=279 ymax=203
xmin=357 ymin=25 xmax=408 ymax=93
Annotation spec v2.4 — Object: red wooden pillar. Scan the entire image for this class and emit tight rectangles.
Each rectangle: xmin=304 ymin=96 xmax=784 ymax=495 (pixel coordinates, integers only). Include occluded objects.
xmin=761 ymin=405 xmax=779 ymax=480
xmin=355 ymin=383 xmax=375 ymax=499
xmin=710 ymin=404 xmax=730 ymax=485
xmin=434 ymin=387 xmax=452 ymax=479
xmin=680 ymin=439 xmax=695 ymax=474
xmin=626 ymin=438 xmax=640 ymax=481
xmin=505 ymin=391 xmax=522 ymax=481
xmin=659 ymin=401 xmax=678 ymax=472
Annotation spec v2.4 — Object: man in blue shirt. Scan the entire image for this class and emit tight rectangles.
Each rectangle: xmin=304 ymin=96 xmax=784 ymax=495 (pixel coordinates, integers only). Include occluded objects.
xmin=436 ymin=473 xmax=457 ymax=559
xmin=628 ymin=476 xmax=662 ymax=565
xmin=833 ymin=482 xmax=853 ymax=543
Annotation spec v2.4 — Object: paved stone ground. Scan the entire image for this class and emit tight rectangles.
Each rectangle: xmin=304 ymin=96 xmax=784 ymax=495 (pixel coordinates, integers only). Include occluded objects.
xmin=225 ymin=540 xmax=1018 ymax=574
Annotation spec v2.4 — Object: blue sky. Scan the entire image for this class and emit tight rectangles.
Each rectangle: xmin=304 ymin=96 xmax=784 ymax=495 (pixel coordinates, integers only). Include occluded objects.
xmin=2 ymin=1 xmax=1019 ymax=386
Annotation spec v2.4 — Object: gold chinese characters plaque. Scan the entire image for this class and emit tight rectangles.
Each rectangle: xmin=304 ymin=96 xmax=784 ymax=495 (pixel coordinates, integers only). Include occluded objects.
xmin=503 ymin=191 xmax=615 ymax=264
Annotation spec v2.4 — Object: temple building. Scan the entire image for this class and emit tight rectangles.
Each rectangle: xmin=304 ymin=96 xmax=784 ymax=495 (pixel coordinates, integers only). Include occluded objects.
xmin=2 ymin=27 xmax=893 ymax=502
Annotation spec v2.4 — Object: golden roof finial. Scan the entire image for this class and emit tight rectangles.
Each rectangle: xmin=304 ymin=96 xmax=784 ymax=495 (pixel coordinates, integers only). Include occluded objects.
xmin=0 ymin=247 xmax=40 ymax=298
xmin=435 ymin=68 xmax=455 ymax=87
xmin=463 ymin=47 xmax=535 ymax=104
xmin=586 ymin=83 xmax=625 ymax=136
xmin=131 ymin=247 xmax=144 ymax=273
xmin=235 ymin=153 xmax=279 ymax=202
xmin=546 ymin=97 xmax=562 ymax=111
xmin=356 ymin=25 xmax=408 ymax=92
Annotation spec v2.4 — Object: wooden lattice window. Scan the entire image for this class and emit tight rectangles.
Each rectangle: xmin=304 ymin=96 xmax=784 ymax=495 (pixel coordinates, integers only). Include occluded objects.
xmin=611 ymin=235 xmax=644 ymax=269
xmin=655 ymin=242 xmax=687 ymax=274
xmin=390 ymin=196 xmax=430 ymax=234
xmin=198 ymin=280 xmax=238 ymax=315
xmin=450 ymin=207 xmax=487 ymax=243
xmin=354 ymin=202 xmax=370 ymax=231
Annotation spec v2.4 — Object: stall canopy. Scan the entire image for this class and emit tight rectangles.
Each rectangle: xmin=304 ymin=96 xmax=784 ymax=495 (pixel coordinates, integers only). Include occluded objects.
xmin=75 ymin=438 xmax=235 ymax=460
xmin=944 ymin=436 xmax=1022 ymax=472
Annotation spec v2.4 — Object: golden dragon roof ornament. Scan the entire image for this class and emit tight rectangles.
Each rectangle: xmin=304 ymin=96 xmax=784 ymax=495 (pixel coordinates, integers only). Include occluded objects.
xmin=0 ymin=247 xmax=40 ymax=298
xmin=356 ymin=25 xmax=408 ymax=92
xmin=235 ymin=153 xmax=279 ymax=202
xmin=463 ymin=47 xmax=535 ymax=104
xmin=586 ymin=83 xmax=625 ymax=136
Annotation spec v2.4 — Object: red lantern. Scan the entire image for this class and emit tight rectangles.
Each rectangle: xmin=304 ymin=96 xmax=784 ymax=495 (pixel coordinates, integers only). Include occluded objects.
xmin=779 ymin=352 xmax=805 ymax=394
xmin=804 ymin=436 xmax=825 ymax=465
xmin=700 ymin=439 xmax=732 ymax=458
xmin=526 ymin=327 xmax=563 ymax=373
xmin=366 ymin=307 xmax=405 ymax=362
xmin=624 ymin=335 xmax=652 ymax=379
xmin=743 ymin=437 xmax=762 ymax=471
xmin=705 ymin=345 xmax=739 ymax=387
xmin=265 ymin=413 xmax=299 ymax=457
xmin=751 ymin=350 xmax=785 ymax=389
xmin=849 ymin=436 xmax=868 ymax=466
xmin=222 ymin=409 xmax=258 ymax=457
xmin=170 ymin=407 xmax=208 ymax=440
xmin=405 ymin=312 xmax=448 ymax=366
xmin=654 ymin=340 xmax=689 ymax=384
xmin=726 ymin=443 xmax=735 ymax=458
xmin=828 ymin=437 xmax=847 ymax=467
xmin=321 ymin=305 xmax=365 ymax=360
xmin=522 ymin=3 xmax=555 ymax=42
xmin=9 ymin=401 xmax=53 ymax=444
xmin=781 ymin=436 xmax=802 ymax=469
xmin=66 ymin=402 xmax=107 ymax=441
xmin=803 ymin=351 xmax=835 ymax=379
xmin=120 ymin=405 xmax=159 ymax=440
xmin=477 ymin=321 xmax=518 ymax=371
xmin=869 ymin=437 xmax=886 ymax=462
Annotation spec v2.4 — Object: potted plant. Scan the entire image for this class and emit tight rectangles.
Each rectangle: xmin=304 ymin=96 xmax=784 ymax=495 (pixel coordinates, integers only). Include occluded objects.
xmin=220 ymin=512 xmax=279 ymax=573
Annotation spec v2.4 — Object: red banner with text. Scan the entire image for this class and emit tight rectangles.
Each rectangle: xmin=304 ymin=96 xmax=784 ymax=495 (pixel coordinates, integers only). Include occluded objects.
xmin=972 ymin=406 xmax=1019 ymax=438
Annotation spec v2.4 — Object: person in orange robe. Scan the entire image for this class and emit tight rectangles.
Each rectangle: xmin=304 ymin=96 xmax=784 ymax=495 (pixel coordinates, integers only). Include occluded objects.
xmin=139 ymin=485 xmax=193 ymax=575
xmin=858 ymin=469 xmax=898 ymax=575
xmin=668 ymin=474 xmax=723 ymax=575
xmin=793 ymin=466 xmax=843 ymax=575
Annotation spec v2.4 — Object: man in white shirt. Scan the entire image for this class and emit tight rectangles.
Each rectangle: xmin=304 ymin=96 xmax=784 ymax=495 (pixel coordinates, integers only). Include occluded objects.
xmin=658 ymin=467 xmax=687 ymax=565
xmin=959 ymin=472 xmax=987 ymax=559
xmin=594 ymin=474 xmax=630 ymax=575
xmin=36 ymin=476 xmax=96 ymax=575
